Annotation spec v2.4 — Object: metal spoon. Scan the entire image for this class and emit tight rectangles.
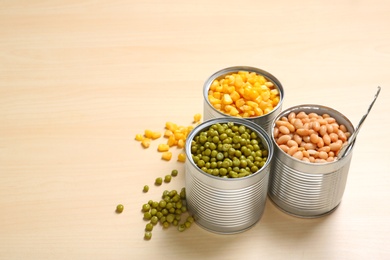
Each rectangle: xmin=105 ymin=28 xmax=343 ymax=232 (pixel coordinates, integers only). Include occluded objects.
xmin=337 ymin=86 xmax=381 ymax=159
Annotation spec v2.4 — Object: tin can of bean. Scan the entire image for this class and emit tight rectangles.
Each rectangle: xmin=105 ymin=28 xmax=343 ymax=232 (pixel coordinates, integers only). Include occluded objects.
xmin=185 ymin=117 xmax=274 ymax=234
xmin=203 ymin=66 xmax=284 ymax=135
xmin=268 ymin=104 xmax=355 ymax=218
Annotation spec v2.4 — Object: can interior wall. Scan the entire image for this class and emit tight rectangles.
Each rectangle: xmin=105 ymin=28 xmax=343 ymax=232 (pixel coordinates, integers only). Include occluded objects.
xmin=185 ymin=117 xmax=274 ymax=234
xmin=203 ymin=66 xmax=284 ymax=135
xmin=268 ymin=104 xmax=355 ymax=218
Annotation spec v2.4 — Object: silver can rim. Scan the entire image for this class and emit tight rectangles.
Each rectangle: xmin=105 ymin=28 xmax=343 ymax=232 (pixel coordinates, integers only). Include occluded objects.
xmin=271 ymin=104 xmax=356 ymax=165
xmin=185 ymin=117 xmax=274 ymax=181
xmin=203 ymin=66 xmax=284 ymax=119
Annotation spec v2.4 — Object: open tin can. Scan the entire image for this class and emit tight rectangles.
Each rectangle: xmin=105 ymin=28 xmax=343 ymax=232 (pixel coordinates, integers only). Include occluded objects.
xmin=268 ymin=104 xmax=355 ymax=218
xmin=185 ymin=117 xmax=274 ymax=233
xmin=203 ymin=66 xmax=284 ymax=135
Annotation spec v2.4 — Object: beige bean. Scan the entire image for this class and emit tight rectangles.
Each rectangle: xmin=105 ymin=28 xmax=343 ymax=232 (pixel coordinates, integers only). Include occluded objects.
xmin=307 ymin=149 xmax=317 ymax=156
xmin=285 ymin=122 xmax=295 ymax=133
xmin=338 ymin=130 xmax=347 ymax=142
xmin=277 ymin=135 xmax=291 ymax=145
xmin=288 ymin=112 xmax=296 ymax=122
xmin=304 ymin=143 xmax=317 ymax=150
xmin=327 ymin=157 xmax=335 ymax=162
xmin=279 ymin=125 xmax=290 ymax=135
xmin=329 ymin=142 xmax=342 ymax=151
xmin=281 ymin=116 xmax=288 ymax=122
xmin=302 ymin=157 xmax=311 ymax=162
xmin=325 ymin=117 xmax=336 ymax=124
xmin=293 ymin=118 xmax=303 ymax=129
xmin=310 ymin=133 xmax=319 ymax=144
xmin=296 ymin=128 xmax=310 ymax=136
xmin=279 ymin=144 xmax=289 ymax=153
xmin=312 ymin=121 xmax=321 ymax=132
xmin=308 ymin=112 xmax=319 ymax=118
xmin=287 ymin=140 xmax=298 ymax=147
xmin=303 ymin=122 xmax=310 ymax=130
xmin=309 ymin=156 xmax=315 ymax=162
xmin=322 ymin=113 xmax=330 ymax=118
xmin=329 ymin=133 xmax=339 ymax=142
xmin=287 ymin=146 xmax=298 ymax=156
xmin=293 ymin=134 xmax=302 ymax=145
xmin=303 ymin=135 xmax=311 ymax=143
xmin=323 ymin=134 xmax=331 ymax=145
xmin=345 ymin=132 xmax=351 ymax=138
xmin=302 ymin=150 xmax=310 ymax=158
xmin=293 ymin=151 xmax=304 ymax=160
xmin=315 ymin=158 xmax=327 ymax=163
xmin=318 ymin=151 xmax=329 ymax=160
xmin=326 ymin=124 xmax=334 ymax=134
xmin=331 ymin=123 xmax=339 ymax=132
xmin=302 ymin=118 xmax=310 ymax=124
xmin=329 ymin=151 xmax=335 ymax=157
xmin=339 ymin=124 xmax=347 ymax=132
xmin=296 ymin=111 xmax=308 ymax=119
xmin=318 ymin=146 xmax=331 ymax=153
xmin=318 ymin=118 xmax=327 ymax=125
xmin=317 ymin=137 xmax=324 ymax=148
xmin=319 ymin=125 xmax=327 ymax=136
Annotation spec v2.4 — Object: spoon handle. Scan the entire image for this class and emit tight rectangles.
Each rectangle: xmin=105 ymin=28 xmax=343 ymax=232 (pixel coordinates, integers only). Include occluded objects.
xmin=338 ymin=86 xmax=381 ymax=159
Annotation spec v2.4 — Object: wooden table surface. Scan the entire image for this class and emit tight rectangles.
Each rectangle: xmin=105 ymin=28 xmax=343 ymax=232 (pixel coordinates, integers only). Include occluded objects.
xmin=1 ymin=1 xmax=389 ymax=259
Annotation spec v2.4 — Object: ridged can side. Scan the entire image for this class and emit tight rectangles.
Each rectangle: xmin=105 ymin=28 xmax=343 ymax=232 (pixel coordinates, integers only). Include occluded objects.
xmin=185 ymin=117 xmax=273 ymax=234
xmin=203 ymin=66 xmax=284 ymax=135
xmin=268 ymin=104 xmax=355 ymax=218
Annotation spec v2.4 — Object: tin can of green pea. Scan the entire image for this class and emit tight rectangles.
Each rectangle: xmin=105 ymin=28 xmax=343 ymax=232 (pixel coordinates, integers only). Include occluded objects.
xmin=185 ymin=117 xmax=274 ymax=234
xmin=203 ymin=66 xmax=284 ymax=135
xmin=268 ymin=104 xmax=355 ymax=218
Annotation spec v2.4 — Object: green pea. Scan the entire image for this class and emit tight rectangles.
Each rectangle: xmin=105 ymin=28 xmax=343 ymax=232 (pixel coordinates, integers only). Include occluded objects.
xmin=144 ymin=231 xmax=152 ymax=240
xmin=116 ymin=204 xmax=124 ymax=213
xmin=143 ymin=185 xmax=149 ymax=193
xmin=142 ymin=203 xmax=150 ymax=212
xmin=145 ymin=223 xmax=153 ymax=231
xmin=155 ymin=177 xmax=163 ymax=185
xmin=171 ymin=169 xmax=178 ymax=176
xmin=164 ymin=175 xmax=172 ymax=183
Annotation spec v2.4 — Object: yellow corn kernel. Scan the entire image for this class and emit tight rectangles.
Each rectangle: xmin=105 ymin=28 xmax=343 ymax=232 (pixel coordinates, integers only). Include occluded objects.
xmin=208 ymin=95 xmax=222 ymax=105
xmin=178 ymin=153 xmax=186 ymax=162
xmin=210 ymin=80 xmax=219 ymax=91
xmin=234 ymin=75 xmax=244 ymax=87
xmin=272 ymin=96 xmax=280 ymax=106
xmin=193 ymin=113 xmax=202 ymax=123
xmin=212 ymin=91 xmax=221 ymax=99
xmin=157 ymin=143 xmax=169 ymax=152
xmin=174 ymin=131 xmax=184 ymax=140
xmin=246 ymin=101 xmax=258 ymax=108
xmin=165 ymin=122 xmax=178 ymax=131
xmin=135 ymin=134 xmax=144 ymax=141
xmin=177 ymin=139 xmax=185 ymax=148
xmin=167 ymin=135 xmax=177 ymax=147
xmin=144 ymin=129 xmax=154 ymax=139
xmin=151 ymin=131 xmax=161 ymax=140
xmin=161 ymin=152 xmax=172 ymax=161
xmin=222 ymin=94 xmax=233 ymax=105
xmin=141 ymin=138 xmax=151 ymax=148
xmin=164 ymin=130 xmax=173 ymax=138
xmin=213 ymin=103 xmax=221 ymax=110
xmin=254 ymin=107 xmax=264 ymax=116
xmin=235 ymin=98 xmax=245 ymax=108
xmin=229 ymin=107 xmax=239 ymax=116
xmin=230 ymin=91 xmax=240 ymax=102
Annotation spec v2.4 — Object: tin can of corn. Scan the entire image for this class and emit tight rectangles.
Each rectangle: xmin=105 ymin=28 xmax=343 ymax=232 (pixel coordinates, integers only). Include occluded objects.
xmin=268 ymin=104 xmax=355 ymax=218
xmin=203 ymin=66 xmax=284 ymax=135
xmin=185 ymin=117 xmax=274 ymax=234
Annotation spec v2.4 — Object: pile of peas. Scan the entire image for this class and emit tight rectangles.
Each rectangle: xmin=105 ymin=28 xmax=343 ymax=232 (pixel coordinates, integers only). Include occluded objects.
xmin=190 ymin=122 xmax=268 ymax=178
xmin=142 ymin=187 xmax=194 ymax=240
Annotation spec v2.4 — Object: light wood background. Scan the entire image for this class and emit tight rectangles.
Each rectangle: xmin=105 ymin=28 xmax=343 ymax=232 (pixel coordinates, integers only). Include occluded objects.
xmin=1 ymin=1 xmax=389 ymax=259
